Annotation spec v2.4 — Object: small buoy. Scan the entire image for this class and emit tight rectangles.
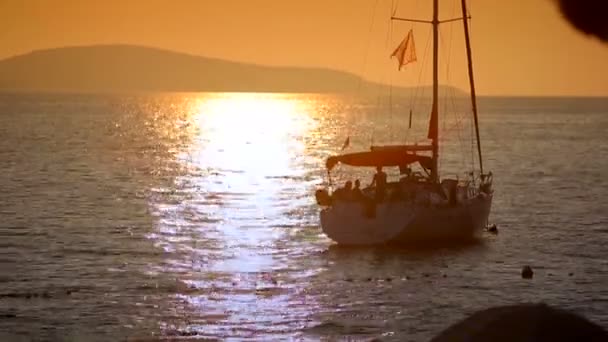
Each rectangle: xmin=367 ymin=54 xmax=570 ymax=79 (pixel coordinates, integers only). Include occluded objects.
xmin=487 ymin=224 xmax=498 ymax=233
xmin=366 ymin=277 xmax=373 ymax=282
xmin=569 ymin=272 xmax=574 ymax=277
xmin=522 ymin=265 xmax=534 ymax=279
xmin=386 ymin=277 xmax=393 ymax=282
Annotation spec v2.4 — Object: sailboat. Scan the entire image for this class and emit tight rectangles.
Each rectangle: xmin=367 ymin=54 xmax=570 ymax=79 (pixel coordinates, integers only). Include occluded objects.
xmin=314 ymin=0 xmax=494 ymax=245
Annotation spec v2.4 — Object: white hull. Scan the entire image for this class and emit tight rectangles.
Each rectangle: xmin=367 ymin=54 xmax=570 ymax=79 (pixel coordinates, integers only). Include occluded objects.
xmin=320 ymin=193 xmax=492 ymax=246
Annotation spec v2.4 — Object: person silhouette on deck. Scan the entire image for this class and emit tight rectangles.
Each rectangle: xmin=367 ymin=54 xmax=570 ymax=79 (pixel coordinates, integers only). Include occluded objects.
xmin=352 ymin=179 xmax=365 ymax=201
xmin=343 ymin=180 xmax=353 ymax=200
xmin=369 ymin=166 xmax=387 ymax=202
xmin=333 ymin=180 xmax=352 ymax=201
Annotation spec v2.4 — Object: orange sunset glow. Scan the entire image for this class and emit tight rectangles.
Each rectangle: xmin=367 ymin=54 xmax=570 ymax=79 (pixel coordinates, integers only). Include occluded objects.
xmin=2 ymin=0 xmax=608 ymax=341
xmin=1 ymin=0 xmax=608 ymax=96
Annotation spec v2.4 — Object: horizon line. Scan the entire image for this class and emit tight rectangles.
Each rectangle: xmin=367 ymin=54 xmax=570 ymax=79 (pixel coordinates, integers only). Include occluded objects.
xmin=2 ymin=88 xmax=608 ymax=99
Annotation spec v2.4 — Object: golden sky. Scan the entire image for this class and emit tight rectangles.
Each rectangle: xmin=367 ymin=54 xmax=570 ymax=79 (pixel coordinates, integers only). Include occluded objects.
xmin=1 ymin=0 xmax=607 ymax=96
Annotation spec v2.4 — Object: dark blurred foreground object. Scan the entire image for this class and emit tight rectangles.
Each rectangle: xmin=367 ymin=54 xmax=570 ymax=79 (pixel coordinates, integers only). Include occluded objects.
xmin=556 ymin=0 xmax=608 ymax=42
xmin=431 ymin=303 xmax=608 ymax=341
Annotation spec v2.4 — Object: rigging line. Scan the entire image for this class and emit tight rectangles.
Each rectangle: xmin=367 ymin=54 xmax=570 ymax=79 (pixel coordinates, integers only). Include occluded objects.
xmin=461 ymin=59 xmax=475 ymax=176
xmin=369 ymin=0 xmax=392 ymax=142
xmin=373 ymin=58 xmax=389 ymax=146
xmin=406 ymin=0 xmax=415 ymax=32
xmin=464 ymin=83 xmax=476 ymax=174
xmin=447 ymin=2 xmax=470 ymax=173
xmin=465 ymin=0 xmax=478 ymax=174
xmin=355 ymin=0 xmax=379 ymax=146
xmin=437 ymin=30 xmax=448 ymax=173
xmin=439 ymin=27 xmax=449 ymax=130
xmin=394 ymin=0 xmax=414 ymax=143
xmin=471 ymin=108 xmax=476 ymax=176
xmin=356 ymin=0 xmax=380 ymax=96
xmin=417 ymin=26 xmax=433 ymax=107
xmin=410 ymin=24 xmax=432 ymax=141
xmin=445 ymin=1 xmax=469 ymax=173
xmin=445 ymin=0 xmax=456 ymax=95
xmin=438 ymin=13 xmax=457 ymax=120
xmin=386 ymin=0 xmax=397 ymax=47
xmin=438 ymin=25 xmax=466 ymax=174
xmin=449 ymin=103 xmax=471 ymax=169
xmin=472 ymin=4 xmax=478 ymax=176
xmin=444 ymin=102 xmax=470 ymax=175
xmin=403 ymin=0 xmax=418 ymax=144
xmin=376 ymin=0 xmax=396 ymax=145
xmin=388 ymin=0 xmax=395 ymax=142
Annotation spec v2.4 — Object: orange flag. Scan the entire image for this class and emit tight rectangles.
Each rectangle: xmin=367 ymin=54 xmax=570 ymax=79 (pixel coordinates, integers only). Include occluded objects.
xmin=391 ymin=29 xmax=417 ymax=70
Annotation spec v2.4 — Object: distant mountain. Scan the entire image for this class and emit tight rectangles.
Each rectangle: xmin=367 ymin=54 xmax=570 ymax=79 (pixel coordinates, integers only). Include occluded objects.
xmin=0 ymin=45 xmax=465 ymax=95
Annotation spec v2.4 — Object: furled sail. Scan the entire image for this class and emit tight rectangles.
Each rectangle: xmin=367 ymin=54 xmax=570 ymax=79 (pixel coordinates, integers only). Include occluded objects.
xmin=326 ymin=147 xmax=433 ymax=172
xmin=391 ymin=29 xmax=417 ymax=70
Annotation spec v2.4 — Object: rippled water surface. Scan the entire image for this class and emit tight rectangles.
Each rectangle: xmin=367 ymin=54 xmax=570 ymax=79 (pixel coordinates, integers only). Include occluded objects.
xmin=1 ymin=93 xmax=607 ymax=341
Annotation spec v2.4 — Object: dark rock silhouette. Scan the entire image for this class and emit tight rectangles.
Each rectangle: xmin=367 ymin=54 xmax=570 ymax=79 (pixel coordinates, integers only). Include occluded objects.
xmin=432 ymin=303 xmax=608 ymax=342
xmin=557 ymin=0 xmax=608 ymax=42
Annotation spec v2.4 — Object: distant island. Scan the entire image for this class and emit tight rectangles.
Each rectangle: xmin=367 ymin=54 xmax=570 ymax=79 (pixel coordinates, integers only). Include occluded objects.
xmin=0 ymin=45 xmax=465 ymax=96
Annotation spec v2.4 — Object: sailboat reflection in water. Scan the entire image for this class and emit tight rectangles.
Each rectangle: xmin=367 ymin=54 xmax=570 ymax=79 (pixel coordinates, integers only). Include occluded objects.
xmin=315 ymin=0 xmax=493 ymax=246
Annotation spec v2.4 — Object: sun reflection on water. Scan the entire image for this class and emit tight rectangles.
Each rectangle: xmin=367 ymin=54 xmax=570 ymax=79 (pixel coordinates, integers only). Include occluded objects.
xmin=148 ymin=93 xmax=325 ymax=338
xmin=187 ymin=93 xmax=316 ymax=269
xmin=191 ymin=93 xmax=312 ymax=179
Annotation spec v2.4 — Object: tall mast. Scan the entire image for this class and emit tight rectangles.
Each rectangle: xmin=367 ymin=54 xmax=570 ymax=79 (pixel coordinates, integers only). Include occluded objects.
xmin=430 ymin=0 xmax=439 ymax=183
xmin=461 ymin=0 xmax=484 ymax=174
